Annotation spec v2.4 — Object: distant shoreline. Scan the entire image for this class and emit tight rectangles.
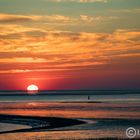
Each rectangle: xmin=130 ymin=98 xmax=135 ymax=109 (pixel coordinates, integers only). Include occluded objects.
xmin=0 ymin=89 xmax=139 ymax=96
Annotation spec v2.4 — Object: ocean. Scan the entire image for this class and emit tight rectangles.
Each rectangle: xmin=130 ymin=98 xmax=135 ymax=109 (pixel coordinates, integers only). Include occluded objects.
xmin=0 ymin=90 xmax=140 ymax=139
xmin=0 ymin=90 xmax=140 ymax=102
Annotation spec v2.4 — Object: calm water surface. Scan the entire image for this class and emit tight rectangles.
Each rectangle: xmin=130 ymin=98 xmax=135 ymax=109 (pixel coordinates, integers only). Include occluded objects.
xmin=0 ymin=90 xmax=140 ymax=139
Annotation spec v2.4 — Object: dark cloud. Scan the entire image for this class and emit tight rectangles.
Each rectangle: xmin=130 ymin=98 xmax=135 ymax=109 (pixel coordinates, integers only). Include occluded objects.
xmin=0 ymin=14 xmax=40 ymax=23
xmin=0 ymin=33 xmax=21 ymax=39
xmin=25 ymin=30 xmax=47 ymax=37
xmin=0 ymin=17 xmax=32 ymax=23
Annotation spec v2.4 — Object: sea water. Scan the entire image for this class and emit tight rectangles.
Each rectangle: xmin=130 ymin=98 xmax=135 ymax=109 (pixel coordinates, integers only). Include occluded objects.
xmin=0 ymin=90 xmax=139 ymax=102
xmin=0 ymin=90 xmax=140 ymax=139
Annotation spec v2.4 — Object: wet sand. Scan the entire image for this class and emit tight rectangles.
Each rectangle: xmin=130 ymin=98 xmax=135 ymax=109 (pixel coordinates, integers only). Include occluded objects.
xmin=0 ymin=114 xmax=85 ymax=134
xmin=0 ymin=101 xmax=140 ymax=139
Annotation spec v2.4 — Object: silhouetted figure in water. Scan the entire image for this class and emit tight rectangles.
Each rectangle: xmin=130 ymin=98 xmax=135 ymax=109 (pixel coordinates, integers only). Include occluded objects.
xmin=88 ymin=96 xmax=90 ymax=100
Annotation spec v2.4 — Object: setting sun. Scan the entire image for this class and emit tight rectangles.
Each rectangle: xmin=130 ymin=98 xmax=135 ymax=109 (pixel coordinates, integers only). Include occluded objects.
xmin=27 ymin=84 xmax=39 ymax=91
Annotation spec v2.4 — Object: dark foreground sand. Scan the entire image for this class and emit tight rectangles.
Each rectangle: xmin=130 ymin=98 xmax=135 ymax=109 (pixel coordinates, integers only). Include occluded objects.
xmin=0 ymin=101 xmax=140 ymax=139
xmin=0 ymin=114 xmax=85 ymax=134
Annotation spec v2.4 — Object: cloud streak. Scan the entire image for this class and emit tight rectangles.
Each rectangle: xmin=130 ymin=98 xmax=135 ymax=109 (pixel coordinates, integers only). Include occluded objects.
xmin=0 ymin=13 xmax=118 ymax=26
xmin=48 ymin=0 xmax=108 ymax=3
xmin=0 ymin=23 xmax=139 ymax=74
xmin=0 ymin=14 xmax=42 ymax=23
xmin=110 ymin=8 xmax=140 ymax=14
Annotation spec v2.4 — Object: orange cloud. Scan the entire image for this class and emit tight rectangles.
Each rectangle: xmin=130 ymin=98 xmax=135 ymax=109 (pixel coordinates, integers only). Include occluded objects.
xmin=0 ymin=23 xmax=139 ymax=74
xmin=0 ymin=13 xmax=118 ymax=26
xmin=0 ymin=13 xmax=42 ymax=23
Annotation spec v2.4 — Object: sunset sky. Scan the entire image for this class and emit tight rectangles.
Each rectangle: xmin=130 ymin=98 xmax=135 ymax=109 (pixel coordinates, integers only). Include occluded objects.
xmin=0 ymin=0 xmax=140 ymax=90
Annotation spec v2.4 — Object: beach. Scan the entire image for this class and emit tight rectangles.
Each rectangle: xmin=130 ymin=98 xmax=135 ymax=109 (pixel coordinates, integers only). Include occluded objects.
xmin=0 ymin=91 xmax=140 ymax=140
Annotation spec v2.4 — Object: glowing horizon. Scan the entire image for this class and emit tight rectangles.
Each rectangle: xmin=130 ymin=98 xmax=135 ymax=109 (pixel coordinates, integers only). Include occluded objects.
xmin=0 ymin=0 xmax=140 ymax=90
